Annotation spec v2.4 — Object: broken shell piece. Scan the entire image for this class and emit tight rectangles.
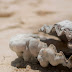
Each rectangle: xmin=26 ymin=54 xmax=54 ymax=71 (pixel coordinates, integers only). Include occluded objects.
xmin=37 ymin=44 xmax=72 ymax=68
xmin=39 ymin=20 xmax=72 ymax=42
xmin=9 ymin=34 xmax=47 ymax=61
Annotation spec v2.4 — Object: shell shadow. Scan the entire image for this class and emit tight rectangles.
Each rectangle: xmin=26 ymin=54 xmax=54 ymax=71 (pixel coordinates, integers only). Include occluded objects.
xmin=11 ymin=57 xmax=72 ymax=72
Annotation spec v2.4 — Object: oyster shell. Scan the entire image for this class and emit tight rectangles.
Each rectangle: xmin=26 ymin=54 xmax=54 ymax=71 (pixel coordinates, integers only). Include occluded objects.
xmin=39 ymin=20 xmax=72 ymax=50
xmin=38 ymin=44 xmax=72 ymax=68
xmin=39 ymin=20 xmax=72 ymax=42
xmin=39 ymin=20 xmax=72 ymax=61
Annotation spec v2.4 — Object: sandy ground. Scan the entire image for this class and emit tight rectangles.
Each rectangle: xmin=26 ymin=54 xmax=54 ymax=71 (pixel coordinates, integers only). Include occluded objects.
xmin=0 ymin=0 xmax=72 ymax=72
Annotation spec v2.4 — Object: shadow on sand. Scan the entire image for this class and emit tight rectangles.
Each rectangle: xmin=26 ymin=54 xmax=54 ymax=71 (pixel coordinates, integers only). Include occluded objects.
xmin=11 ymin=57 xmax=72 ymax=72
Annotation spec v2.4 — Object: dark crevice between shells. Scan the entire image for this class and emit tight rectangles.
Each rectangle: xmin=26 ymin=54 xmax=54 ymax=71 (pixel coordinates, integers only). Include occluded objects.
xmin=39 ymin=20 xmax=72 ymax=59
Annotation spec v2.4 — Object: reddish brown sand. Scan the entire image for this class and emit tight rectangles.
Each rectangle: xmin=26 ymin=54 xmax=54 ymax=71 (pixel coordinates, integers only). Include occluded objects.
xmin=0 ymin=0 xmax=72 ymax=72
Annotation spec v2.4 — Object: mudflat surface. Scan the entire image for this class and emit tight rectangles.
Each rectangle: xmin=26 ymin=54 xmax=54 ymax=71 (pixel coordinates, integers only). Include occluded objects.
xmin=0 ymin=0 xmax=72 ymax=72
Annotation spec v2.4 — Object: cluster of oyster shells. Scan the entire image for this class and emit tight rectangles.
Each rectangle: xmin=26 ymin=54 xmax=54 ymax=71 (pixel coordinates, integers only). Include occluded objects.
xmin=9 ymin=20 xmax=72 ymax=68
